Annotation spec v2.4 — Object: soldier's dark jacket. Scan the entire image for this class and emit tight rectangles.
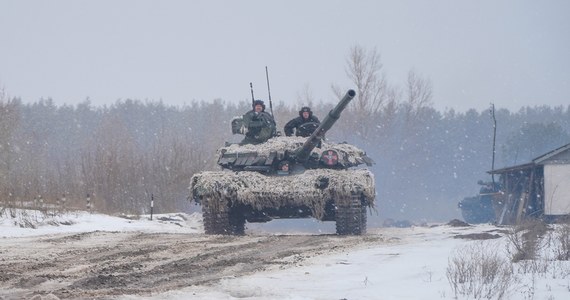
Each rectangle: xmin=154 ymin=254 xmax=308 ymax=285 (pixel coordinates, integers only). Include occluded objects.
xmin=284 ymin=115 xmax=320 ymax=137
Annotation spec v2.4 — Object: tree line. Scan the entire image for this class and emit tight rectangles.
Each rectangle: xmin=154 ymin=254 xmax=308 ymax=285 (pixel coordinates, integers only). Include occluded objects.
xmin=1 ymin=46 xmax=569 ymax=222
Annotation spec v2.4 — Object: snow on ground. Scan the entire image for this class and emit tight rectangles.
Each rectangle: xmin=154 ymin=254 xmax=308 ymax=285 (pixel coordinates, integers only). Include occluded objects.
xmin=131 ymin=224 xmax=570 ymax=300
xmin=1 ymin=210 xmax=570 ymax=299
xmin=0 ymin=209 xmax=202 ymax=238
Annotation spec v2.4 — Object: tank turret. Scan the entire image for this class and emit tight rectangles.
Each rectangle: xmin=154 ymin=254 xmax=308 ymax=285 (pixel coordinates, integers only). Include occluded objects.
xmin=217 ymin=89 xmax=372 ymax=173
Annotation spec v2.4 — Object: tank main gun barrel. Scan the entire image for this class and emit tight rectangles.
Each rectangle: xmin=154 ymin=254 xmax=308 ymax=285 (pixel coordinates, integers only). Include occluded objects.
xmin=296 ymin=89 xmax=356 ymax=162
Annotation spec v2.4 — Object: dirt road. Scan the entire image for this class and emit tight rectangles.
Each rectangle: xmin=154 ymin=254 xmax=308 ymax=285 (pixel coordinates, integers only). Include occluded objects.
xmin=0 ymin=231 xmax=385 ymax=299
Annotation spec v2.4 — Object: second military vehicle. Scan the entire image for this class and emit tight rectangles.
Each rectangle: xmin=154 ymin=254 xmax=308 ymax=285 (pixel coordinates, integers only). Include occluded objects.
xmin=190 ymin=90 xmax=376 ymax=235
xmin=458 ymin=180 xmax=498 ymax=224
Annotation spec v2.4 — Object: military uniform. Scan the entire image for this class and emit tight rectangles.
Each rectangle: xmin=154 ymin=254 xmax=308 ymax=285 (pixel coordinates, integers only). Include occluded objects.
xmin=240 ymin=100 xmax=276 ymax=145
xmin=284 ymin=107 xmax=320 ymax=137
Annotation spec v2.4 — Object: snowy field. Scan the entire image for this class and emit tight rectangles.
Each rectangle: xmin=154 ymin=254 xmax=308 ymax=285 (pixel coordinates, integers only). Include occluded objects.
xmin=1 ymin=209 xmax=569 ymax=300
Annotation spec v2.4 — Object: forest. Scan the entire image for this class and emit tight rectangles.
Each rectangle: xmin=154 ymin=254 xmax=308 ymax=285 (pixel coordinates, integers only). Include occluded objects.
xmin=1 ymin=46 xmax=569 ymax=224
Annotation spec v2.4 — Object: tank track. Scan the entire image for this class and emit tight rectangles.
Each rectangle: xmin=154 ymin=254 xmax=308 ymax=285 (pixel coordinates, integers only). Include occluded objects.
xmin=335 ymin=193 xmax=367 ymax=235
xmin=202 ymin=198 xmax=246 ymax=235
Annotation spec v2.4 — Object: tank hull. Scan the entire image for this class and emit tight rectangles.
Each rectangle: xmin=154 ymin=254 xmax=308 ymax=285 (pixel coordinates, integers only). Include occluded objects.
xmin=191 ymin=169 xmax=375 ymax=235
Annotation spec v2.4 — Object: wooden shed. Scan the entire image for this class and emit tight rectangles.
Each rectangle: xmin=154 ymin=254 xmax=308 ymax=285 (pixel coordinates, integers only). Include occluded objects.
xmin=489 ymin=143 xmax=570 ymax=224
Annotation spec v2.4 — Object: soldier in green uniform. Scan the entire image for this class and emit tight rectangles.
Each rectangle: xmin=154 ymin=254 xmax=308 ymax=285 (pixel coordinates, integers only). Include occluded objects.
xmin=240 ymin=100 xmax=276 ymax=145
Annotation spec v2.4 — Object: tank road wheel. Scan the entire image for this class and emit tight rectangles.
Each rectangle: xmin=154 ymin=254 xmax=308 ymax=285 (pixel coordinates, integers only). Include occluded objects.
xmin=335 ymin=193 xmax=367 ymax=235
xmin=202 ymin=198 xmax=246 ymax=235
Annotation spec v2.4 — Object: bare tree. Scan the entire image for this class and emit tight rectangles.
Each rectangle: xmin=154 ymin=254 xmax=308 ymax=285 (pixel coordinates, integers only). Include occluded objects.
xmin=0 ymin=88 xmax=19 ymax=153
xmin=341 ymin=45 xmax=390 ymax=116
xmin=333 ymin=45 xmax=399 ymax=142
xmin=0 ymin=88 xmax=21 ymax=206
xmin=404 ymin=69 xmax=433 ymax=119
xmin=83 ymin=113 xmax=140 ymax=213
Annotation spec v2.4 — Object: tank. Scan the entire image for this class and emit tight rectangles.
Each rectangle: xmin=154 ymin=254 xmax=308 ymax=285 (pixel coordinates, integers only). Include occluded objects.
xmin=190 ymin=90 xmax=376 ymax=235
xmin=458 ymin=180 xmax=499 ymax=224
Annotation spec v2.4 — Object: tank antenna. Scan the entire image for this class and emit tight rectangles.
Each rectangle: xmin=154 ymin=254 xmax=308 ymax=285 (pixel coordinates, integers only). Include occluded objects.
xmin=265 ymin=66 xmax=274 ymax=116
xmin=249 ymin=82 xmax=255 ymax=107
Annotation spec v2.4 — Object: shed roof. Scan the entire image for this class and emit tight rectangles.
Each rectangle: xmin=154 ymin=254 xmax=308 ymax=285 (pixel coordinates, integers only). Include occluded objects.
xmin=533 ymin=142 xmax=570 ymax=164
xmin=487 ymin=142 xmax=570 ymax=175
xmin=488 ymin=162 xmax=536 ymax=175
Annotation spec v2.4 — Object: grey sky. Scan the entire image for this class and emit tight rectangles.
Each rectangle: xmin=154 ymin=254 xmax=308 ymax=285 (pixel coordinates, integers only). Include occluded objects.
xmin=1 ymin=0 xmax=569 ymax=112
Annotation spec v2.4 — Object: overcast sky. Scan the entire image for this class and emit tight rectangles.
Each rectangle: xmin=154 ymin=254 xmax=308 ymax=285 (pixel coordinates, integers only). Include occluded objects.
xmin=1 ymin=0 xmax=569 ymax=112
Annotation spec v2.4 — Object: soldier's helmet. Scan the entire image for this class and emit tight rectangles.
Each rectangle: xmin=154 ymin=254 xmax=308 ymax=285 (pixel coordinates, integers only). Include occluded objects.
xmin=299 ymin=106 xmax=312 ymax=118
xmin=279 ymin=160 xmax=289 ymax=168
xmin=253 ymin=100 xmax=266 ymax=111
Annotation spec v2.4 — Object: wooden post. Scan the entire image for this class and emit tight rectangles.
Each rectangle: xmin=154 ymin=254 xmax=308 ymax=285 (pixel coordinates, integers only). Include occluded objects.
xmin=150 ymin=194 xmax=154 ymax=221
xmin=516 ymin=169 xmax=535 ymax=224
xmin=86 ymin=193 xmax=91 ymax=213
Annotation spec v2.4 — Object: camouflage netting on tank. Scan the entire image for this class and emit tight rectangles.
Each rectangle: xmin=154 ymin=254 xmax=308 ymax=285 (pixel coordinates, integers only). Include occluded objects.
xmin=190 ymin=169 xmax=375 ymax=220
xmin=220 ymin=136 xmax=305 ymax=155
xmin=218 ymin=136 xmax=370 ymax=165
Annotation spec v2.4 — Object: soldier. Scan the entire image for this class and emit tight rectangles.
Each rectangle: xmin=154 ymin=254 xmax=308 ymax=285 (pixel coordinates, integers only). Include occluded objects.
xmin=276 ymin=160 xmax=290 ymax=175
xmin=240 ymin=100 xmax=276 ymax=145
xmin=284 ymin=106 xmax=320 ymax=137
